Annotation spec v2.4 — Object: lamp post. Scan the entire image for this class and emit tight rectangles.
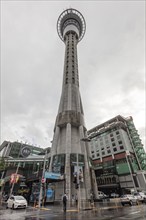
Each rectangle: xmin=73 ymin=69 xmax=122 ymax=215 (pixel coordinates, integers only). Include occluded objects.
xmin=81 ymin=137 xmax=98 ymax=202
xmin=9 ymin=142 xmax=23 ymax=197
xmin=125 ymin=151 xmax=137 ymax=192
xmin=38 ymin=150 xmax=47 ymax=208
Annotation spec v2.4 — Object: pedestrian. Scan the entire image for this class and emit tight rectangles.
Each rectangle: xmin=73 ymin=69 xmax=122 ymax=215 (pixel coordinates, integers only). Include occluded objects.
xmin=62 ymin=193 xmax=68 ymax=212
xmin=75 ymin=194 xmax=78 ymax=206
xmin=71 ymin=194 xmax=75 ymax=206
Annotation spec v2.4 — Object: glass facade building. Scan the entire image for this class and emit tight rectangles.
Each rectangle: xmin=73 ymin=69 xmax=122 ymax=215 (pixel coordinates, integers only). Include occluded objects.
xmin=87 ymin=115 xmax=146 ymax=195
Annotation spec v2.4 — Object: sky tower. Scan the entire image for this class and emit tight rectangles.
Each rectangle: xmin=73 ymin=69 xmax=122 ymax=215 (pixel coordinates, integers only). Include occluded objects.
xmin=49 ymin=8 xmax=97 ymax=203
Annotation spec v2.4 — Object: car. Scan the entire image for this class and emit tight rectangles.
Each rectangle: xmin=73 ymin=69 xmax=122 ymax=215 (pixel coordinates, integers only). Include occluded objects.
xmin=138 ymin=192 xmax=146 ymax=203
xmin=6 ymin=195 xmax=28 ymax=209
xmin=97 ymin=191 xmax=108 ymax=200
xmin=110 ymin=193 xmax=119 ymax=198
xmin=133 ymin=192 xmax=143 ymax=203
xmin=120 ymin=194 xmax=138 ymax=206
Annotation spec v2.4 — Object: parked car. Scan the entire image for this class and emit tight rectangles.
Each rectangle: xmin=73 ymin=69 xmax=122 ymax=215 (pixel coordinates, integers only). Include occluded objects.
xmin=110 ymin=193 xmax=119 ymax=198
xmin=6 ymin=195 xmax=28 ymax=209
xmin=137 ymin=192 xmax=146 ymax=203
xmin=120 ymin=194 xmax=138 ymax=206
xmin=133 ymin=192 xmax=144 ymax=203
xmin=98 ymin=191 xmax=108 ymax=199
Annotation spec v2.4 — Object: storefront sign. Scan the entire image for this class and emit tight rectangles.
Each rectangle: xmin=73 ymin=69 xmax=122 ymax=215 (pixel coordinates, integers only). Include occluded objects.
xmin=44 ymin=172 xmax=63 ymax=180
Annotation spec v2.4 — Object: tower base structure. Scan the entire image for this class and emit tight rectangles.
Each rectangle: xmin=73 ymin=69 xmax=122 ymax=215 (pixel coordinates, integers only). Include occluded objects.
xmin=49 ymin=124 xmax=98 ymax=203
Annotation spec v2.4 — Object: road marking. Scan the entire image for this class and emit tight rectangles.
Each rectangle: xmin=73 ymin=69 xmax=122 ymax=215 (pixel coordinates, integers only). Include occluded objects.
xmin=130 ymin=211 xmax=141 ymax=214
xmin=40 ymin=208 xmax=51 ymax=211
xmin=66 ymin=210 xmax=78 ymax=212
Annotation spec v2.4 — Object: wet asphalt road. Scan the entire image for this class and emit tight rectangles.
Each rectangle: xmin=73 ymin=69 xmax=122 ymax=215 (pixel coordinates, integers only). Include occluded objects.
xmin=0 ymin=204 xmax=146 ymax=220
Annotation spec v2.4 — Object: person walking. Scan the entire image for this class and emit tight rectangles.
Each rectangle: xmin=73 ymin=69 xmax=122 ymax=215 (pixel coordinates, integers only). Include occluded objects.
xmin=62 ymin=193 xmax=68 ymax=212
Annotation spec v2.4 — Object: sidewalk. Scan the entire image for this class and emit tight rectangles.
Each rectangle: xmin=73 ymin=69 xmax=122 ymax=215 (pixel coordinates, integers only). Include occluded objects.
xmin=31 ymin=198 xmax=122 ymax=213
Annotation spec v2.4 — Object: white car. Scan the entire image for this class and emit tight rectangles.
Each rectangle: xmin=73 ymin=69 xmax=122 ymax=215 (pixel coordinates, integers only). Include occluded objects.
xmin=133 ymin=192 xmax=143 ymax=203
xmin=98 ymin=191 xmax=108 ymax=199
xmin=6 ymin=195 xmax=28 ymax=209
xmin=110 ymin=193 xmax=119 ymax=198
xmin=120 ymin=194 xmax=138 ymax=206
xmin=134 ymin=192 xmax=146 ymax=203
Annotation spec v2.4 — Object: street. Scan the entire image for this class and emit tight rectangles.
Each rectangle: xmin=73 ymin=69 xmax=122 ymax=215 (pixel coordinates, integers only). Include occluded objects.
xmin=0 ymin=203 xmax=146 ymax=220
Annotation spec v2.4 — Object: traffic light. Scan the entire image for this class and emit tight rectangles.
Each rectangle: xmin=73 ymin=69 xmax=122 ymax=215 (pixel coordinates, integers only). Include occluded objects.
xmin=73 ymin=174 xmax=77 ymax=184
xmin=73 ymin=176 xmax=77 ymax=184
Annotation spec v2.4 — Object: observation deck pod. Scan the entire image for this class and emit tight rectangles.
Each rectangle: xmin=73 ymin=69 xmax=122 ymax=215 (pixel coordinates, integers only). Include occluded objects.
xmin=57 ymin=8 xmax=86 ymax=42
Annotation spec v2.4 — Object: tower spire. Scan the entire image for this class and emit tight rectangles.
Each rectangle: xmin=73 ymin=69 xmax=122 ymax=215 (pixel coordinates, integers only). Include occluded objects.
xmin=49 ymin=9 xmax=96 ymax=203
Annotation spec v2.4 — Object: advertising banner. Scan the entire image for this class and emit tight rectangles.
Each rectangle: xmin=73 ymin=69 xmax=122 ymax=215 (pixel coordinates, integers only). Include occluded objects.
xmin=44 ymin=172 xmax=63 ymax=180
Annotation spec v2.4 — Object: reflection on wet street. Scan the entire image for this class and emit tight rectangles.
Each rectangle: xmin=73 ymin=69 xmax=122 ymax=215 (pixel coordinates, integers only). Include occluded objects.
xmin=0 ymin=204 xmax=146 ymax=220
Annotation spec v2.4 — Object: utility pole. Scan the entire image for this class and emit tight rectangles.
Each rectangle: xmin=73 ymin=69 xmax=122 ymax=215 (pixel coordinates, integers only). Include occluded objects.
xmin=9 ymin=142 xmax=23 ymax=197
xmin=38 ymin=150 xmax=47 ymax=208
xmin=9 ymin=163 xmax=20 ymax=197
xmin=125 ymin=151 xmax=137 ymax=192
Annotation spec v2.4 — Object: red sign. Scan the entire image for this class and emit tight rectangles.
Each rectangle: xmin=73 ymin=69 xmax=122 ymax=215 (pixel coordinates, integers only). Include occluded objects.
xmin=10 ymin=174 xmax=19 ymax=184
xmin=41 ymin=177 xmax=46 ymax=183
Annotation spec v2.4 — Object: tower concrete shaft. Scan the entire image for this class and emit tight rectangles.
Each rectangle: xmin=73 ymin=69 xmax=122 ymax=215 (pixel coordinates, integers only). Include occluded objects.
xmin=49 ymin=9 xmax=93 ymax=202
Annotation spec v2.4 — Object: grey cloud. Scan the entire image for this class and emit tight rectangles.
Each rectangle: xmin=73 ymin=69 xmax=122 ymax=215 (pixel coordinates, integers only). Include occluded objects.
xmin=1 ymin=1 xmax=145 ymax=151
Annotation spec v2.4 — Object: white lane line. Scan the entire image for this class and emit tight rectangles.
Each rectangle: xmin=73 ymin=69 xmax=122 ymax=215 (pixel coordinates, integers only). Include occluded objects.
xmin=130 ymin=211 xmax=141 ymax=214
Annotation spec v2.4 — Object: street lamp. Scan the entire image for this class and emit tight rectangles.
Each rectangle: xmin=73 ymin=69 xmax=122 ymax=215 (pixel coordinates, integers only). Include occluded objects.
xmin=76 ymin=137 xmax=92 ymax=211
xmin=125 ymin=151 xmax=137 ymax=192
xmin=81 ymin=137 xmax=99 ymax=203
xmin=9 ymin=142 xmax=23 ymax=197
xmin=38 ymin=150 xmax=47 ymax=208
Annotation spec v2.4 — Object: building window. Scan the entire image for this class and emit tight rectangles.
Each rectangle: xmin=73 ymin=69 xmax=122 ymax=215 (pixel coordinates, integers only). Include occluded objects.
xmin=107 ymin=150 xmax=111 ymax=154
xmin=112 ymin=143 xmax=116 ymax=147
xmin=65 ymin=78 xmax=68 ymax=84
xmin=118 ymin=141 xmax=122 ymax=145
xmin=102 ymin=151 xmax=105 ymax=155
xmin=96 ymin=153 xmax=99 ymax=157
xmin=120 ymin=146 xmax=124 ymax=150
xmin=117 ymin=135 xmax=121 ymax=140
xmin=92 ymin=155 xmax=95 ymax=158
xmin=110 ymin=134 xmax=113 ymax=137
xmin=91 ymin=151 xmax=94 ymax=154
xmin=113 ymin=148 xmax=117 ymax=152
xmin=111 ymin=138 xmax=115 ymax=142
xmin=116 ymin=131 xmax=119 ymax=135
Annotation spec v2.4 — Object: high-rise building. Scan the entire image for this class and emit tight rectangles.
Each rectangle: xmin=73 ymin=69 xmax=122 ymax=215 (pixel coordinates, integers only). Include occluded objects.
xmin=87 ymin=115 xmax=146 ymax=194
xmin=48 ymin=9 xmax=98 ymax=202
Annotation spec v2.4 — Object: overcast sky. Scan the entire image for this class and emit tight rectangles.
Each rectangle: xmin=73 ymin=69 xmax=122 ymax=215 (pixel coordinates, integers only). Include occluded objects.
xmin=1 ymin=1 xmax=145 ymax=152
